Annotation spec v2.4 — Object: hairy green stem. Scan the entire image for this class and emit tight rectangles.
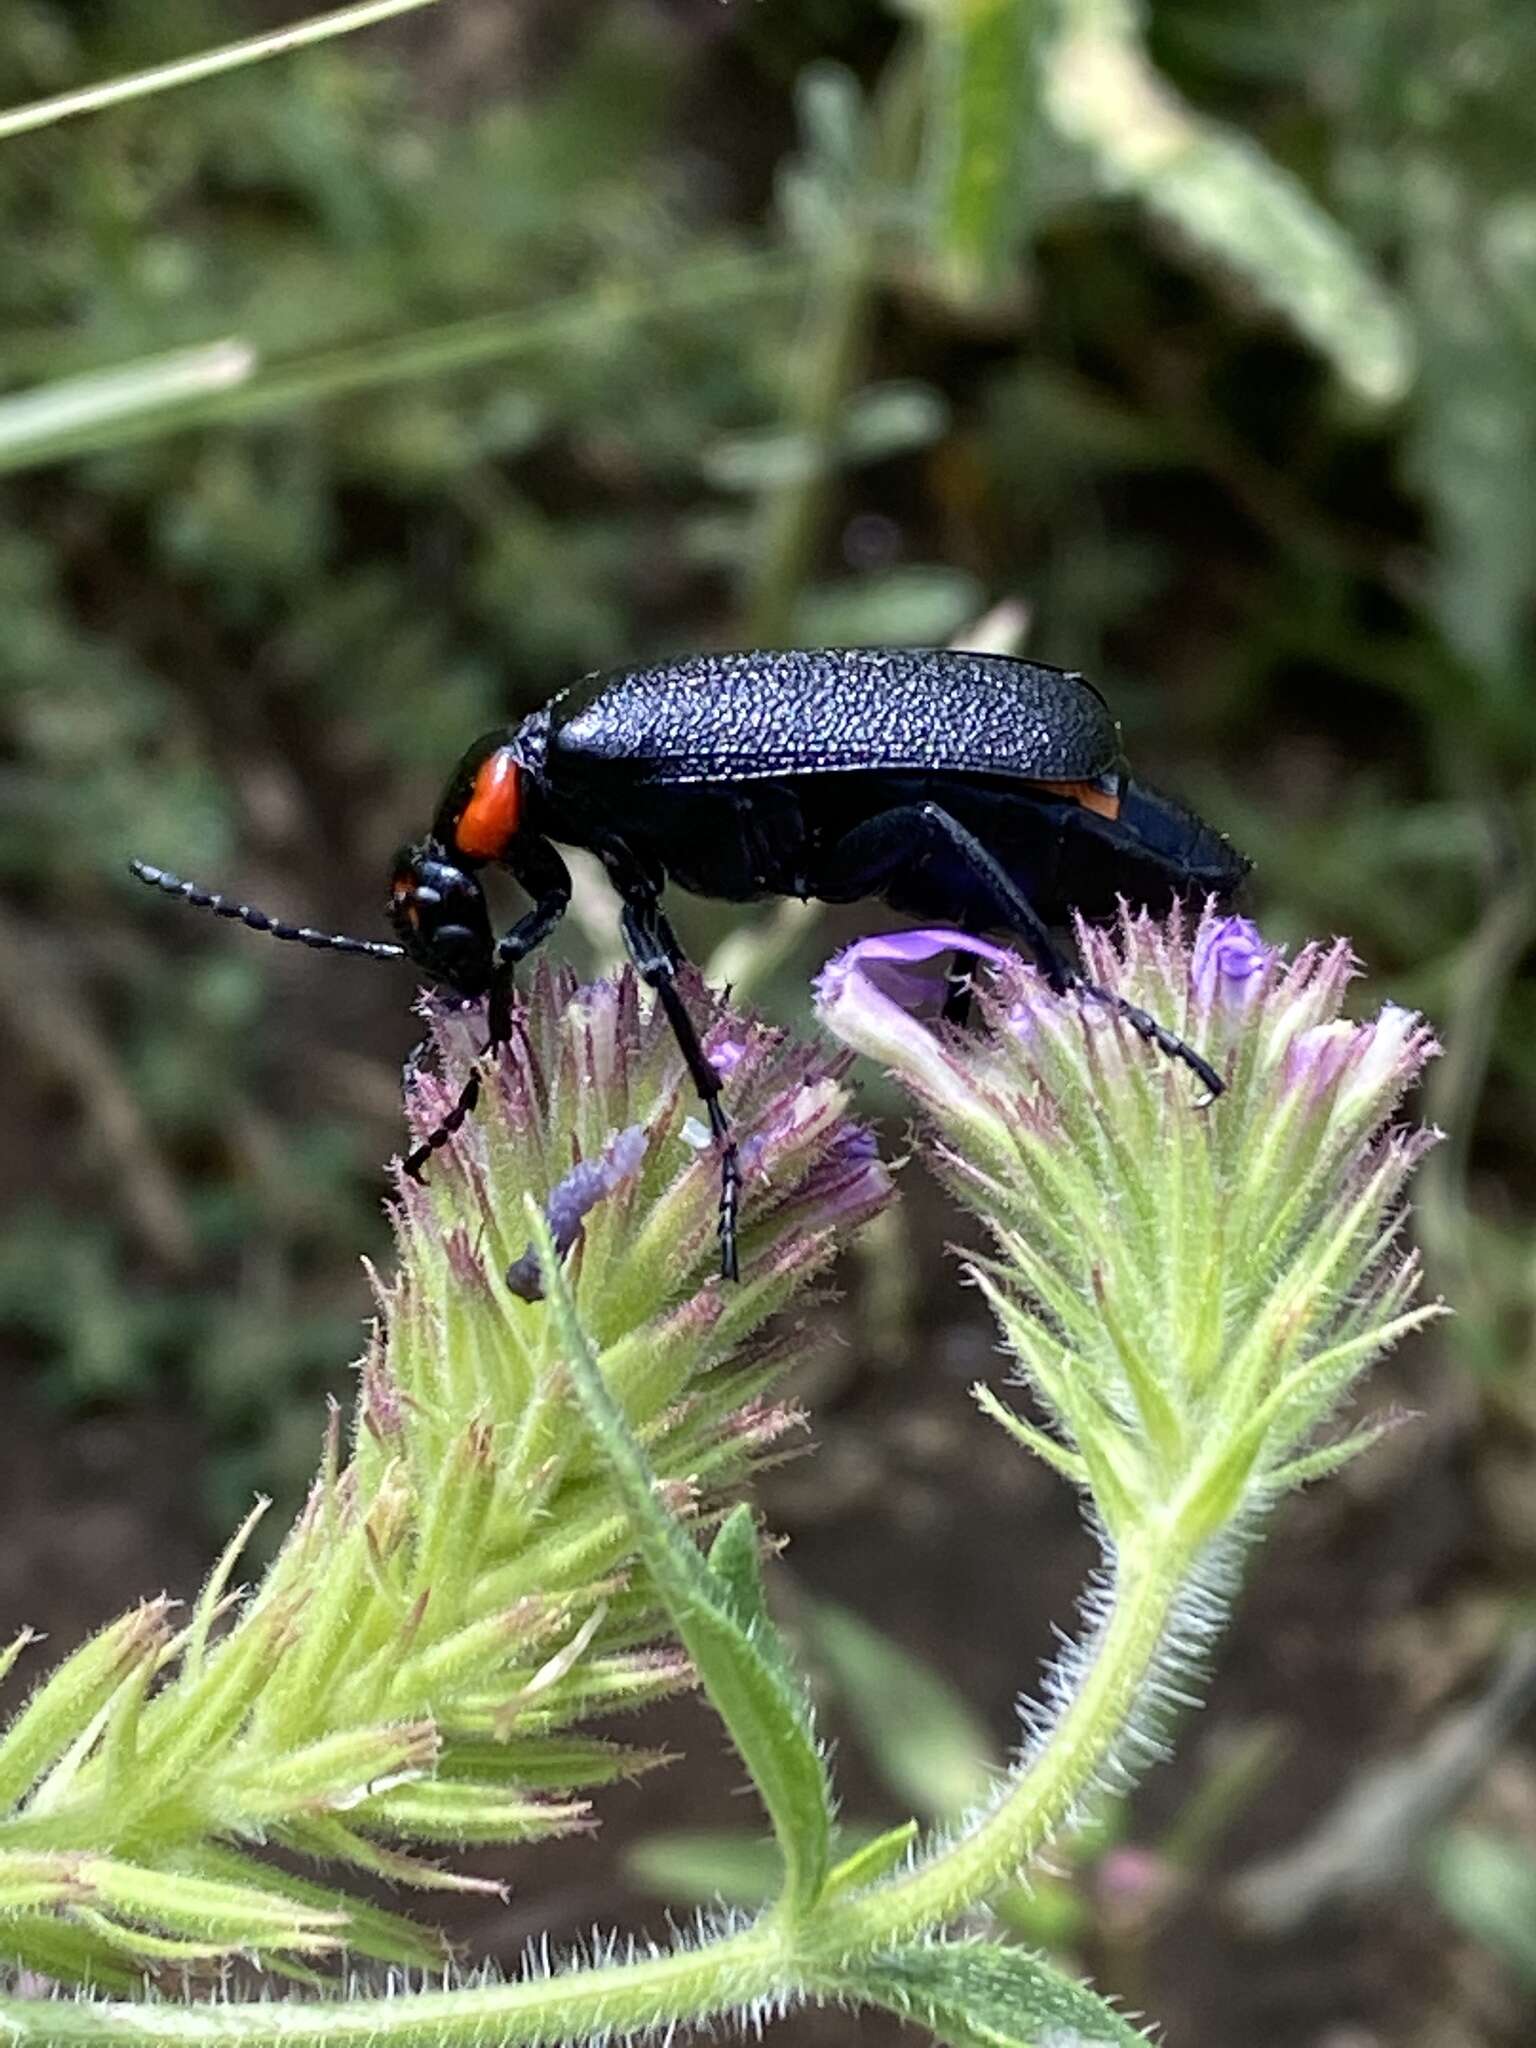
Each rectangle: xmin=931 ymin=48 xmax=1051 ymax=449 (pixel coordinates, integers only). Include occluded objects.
xmin=0 ymin=1928 xmax=784 ymax=2044
xmin=808 ymin=1529 xmax=1199 ymax=1951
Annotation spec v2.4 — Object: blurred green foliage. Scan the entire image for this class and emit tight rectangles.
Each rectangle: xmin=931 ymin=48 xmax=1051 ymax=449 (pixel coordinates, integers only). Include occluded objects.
xmin=1 ymin=0 xmax=1531 ymax=1475
xmin=3 ymin=0 xmax=1535 ymax=2033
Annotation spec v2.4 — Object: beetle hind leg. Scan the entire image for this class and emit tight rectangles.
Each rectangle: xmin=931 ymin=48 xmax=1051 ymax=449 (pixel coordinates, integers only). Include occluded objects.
xmin=821 ymin=801 xmax=1224 ymax=1098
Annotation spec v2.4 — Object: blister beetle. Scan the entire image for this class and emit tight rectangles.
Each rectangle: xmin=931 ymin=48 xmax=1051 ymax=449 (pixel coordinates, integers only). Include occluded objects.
xmin=131 ymin=647 xmax=1249 ymax=1282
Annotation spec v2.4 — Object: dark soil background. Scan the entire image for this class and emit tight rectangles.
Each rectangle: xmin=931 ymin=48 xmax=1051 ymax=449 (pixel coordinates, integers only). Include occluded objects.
xmin=4 ymin=2 xmax=1536 ymax=2041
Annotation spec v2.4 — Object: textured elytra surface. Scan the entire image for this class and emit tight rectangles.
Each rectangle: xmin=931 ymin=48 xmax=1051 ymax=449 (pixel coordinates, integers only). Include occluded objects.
xmin=549 ymin=649 xmax=1123 ymax=785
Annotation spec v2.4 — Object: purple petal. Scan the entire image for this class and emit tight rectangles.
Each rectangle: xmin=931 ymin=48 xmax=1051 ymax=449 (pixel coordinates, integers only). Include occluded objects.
xmin=507 ymin=1124 xmax=649 ymax=1301
xmin=1191 ymin=914 xmax=1279 ymax=1013
xmin=708 ymin=1036 xmax=749 ymax=1078
xmin=1282 ymin=1022 xmax=1357 ymax=1101
xmin=816 ymin=929 xmax=1010 ymax=1115
xmin=815 ymin=927 xmax=1009 ymax=1021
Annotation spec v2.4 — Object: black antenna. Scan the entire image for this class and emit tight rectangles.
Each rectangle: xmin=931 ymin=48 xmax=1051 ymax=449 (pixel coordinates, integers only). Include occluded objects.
xmin=128 ymin=861 xmax=406 ymax=963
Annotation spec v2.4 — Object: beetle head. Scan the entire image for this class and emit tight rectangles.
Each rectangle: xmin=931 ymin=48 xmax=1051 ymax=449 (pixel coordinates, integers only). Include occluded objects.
xmin=388 ymin=840 xmax=496 ymax=996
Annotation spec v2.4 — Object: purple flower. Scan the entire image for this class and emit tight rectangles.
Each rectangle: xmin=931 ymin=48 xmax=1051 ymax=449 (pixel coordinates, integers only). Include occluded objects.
xmin=815 ymin=929 xmax=1012 ymax=1119
xmin=708 ymin=1035 xmax=749 ymax=1079
xmin=1191 ymin=914 xmax=1279 ymax=1014
xmin=815 ymin=927 xmax=1009 ymax=1020
xmin=1282 ymin=1021 xmax=1357 ymax=1102
xmin=506 ymin=1124 xmax=649 ymax=1301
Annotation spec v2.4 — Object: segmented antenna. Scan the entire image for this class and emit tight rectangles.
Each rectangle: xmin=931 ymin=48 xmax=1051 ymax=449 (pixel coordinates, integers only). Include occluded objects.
xmin=128 ymin=860 xmax=405 ymax=962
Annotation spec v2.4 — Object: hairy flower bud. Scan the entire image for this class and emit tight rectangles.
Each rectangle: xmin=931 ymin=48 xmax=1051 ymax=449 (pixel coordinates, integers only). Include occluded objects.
xmin=817 ymin=906 xmax=1442 ymax=1541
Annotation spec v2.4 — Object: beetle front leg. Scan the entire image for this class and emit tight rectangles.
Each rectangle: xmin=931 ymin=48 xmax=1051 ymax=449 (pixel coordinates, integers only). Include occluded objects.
xmin=616 ymin=893 xmax=741 ymax=1285
xmin=404 ymin=839 xmax=572 ymax=1179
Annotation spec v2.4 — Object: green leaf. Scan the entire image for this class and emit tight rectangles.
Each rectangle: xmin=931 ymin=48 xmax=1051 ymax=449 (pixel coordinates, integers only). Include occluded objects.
xmin=923 ymin=0 xmax=1039 ymax=304
xmin=626 ymin=1830 xmax=784 ymax=1909
xmin=1042 ymin=0 xmax=1413 ymax=405
xmin=528 ymin=1201 xmax=835 ymax=1917
xmin=708 ymin=1504 xmax=775 ymax=1634
xmin=825 ymin=1819 xmax=920 ymax=1897
xmin=807 ymin=1602 xmax=994 ymax=1823
xmin=822 ymin=1938 xmax=1148 ymax=2047
xmin=1427 ymin=1827 xmax=1536 ymax=1989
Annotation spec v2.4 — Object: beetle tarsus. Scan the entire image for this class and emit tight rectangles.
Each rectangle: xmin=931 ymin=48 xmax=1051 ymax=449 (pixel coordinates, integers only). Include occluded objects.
xmin=404 ymin=1064 xmax=483 ymax=1178
xmin=1078 ymin=980 xmax=1225 ymax=1100
xmin=709 ymin=1096 xmax=742 ymax=1284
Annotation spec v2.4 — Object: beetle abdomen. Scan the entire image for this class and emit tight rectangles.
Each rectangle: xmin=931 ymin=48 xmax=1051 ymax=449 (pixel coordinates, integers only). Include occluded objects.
xmin=550 ymin=648 xmax=1122 ymax=787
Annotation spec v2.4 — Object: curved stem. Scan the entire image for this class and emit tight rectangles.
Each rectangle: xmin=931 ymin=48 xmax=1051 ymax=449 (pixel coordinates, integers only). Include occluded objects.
xmin=810 ymin=1531 xmax=1199 ymax=1952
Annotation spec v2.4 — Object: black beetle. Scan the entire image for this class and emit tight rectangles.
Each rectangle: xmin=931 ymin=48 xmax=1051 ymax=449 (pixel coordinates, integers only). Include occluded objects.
xmin=131 ymin=647 xmax=1248 ymax=1281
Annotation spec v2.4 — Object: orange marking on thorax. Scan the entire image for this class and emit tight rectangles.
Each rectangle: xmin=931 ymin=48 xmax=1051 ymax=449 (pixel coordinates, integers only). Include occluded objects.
xmin=1032 ymin=778 xmax=1121 ymax=820
xmin=456 ymin=750 xmax=523 ymax=858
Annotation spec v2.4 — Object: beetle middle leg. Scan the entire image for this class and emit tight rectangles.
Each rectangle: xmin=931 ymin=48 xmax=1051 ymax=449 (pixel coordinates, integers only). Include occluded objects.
xmin=821 ymin=802 xmax=1223 ymax=1097
xmin=616 ymin=893 xmax=741 ymax=1285
xmin=404 ymin=840 xmax=572 ymax=1179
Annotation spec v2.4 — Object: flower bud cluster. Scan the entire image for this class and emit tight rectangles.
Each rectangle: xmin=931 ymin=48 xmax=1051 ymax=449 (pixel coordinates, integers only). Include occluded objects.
xmin=818 ymin=908 xmax=1441 ymax=1544
xmin=0 ymin=965 xmax=889 ymax=1985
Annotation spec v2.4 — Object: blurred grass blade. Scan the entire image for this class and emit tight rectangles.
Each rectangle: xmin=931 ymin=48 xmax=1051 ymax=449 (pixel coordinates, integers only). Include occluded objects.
xmin=626 ymin=1830 xmax=783 ymax=1910
xmin=922 ymin=0 xmax=1039 ymax=305
xmin=1043 ymin=0 xmax=1413 ymax=403
xmin=817 ymin=1939 xmax=1147 ymax=2047
xmin=1232 ymin=1637 xmax=1536 ymax=1933
xmin=0 ymin=256 xmax=796 ymax=475
xmin=0 ymin=343 xmax=257 ymax=467
xmin=807 ymin=1601 xmax=994 ymax=1824
xmin=0 ymin=0 xmax=445 ymax=142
